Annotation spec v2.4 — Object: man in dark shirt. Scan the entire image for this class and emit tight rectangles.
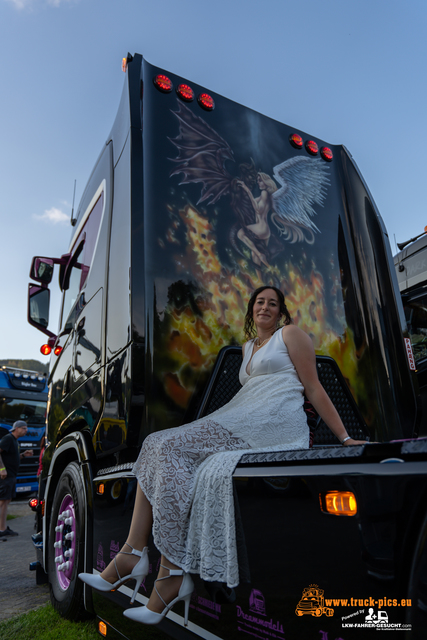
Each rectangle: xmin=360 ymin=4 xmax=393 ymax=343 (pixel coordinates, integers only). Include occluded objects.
xmin=0 ymin=421 xmax=33 ymax=537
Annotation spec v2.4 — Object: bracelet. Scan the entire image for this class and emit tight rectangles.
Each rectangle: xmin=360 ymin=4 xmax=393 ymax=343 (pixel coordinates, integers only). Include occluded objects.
xmin=341 ymin=436 xmax=352 ymax=445
xmin=0 ymin=467 xmax=5 ymax=471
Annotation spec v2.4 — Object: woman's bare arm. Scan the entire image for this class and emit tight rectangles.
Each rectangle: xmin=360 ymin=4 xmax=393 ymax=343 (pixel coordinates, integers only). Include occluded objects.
xmin=282 ymin=325 xmax=367 ymax=445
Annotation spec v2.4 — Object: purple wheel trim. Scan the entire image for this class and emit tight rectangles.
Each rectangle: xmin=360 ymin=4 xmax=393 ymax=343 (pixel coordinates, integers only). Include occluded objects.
xmin=54 ymin=494 xmax=77 ymax=590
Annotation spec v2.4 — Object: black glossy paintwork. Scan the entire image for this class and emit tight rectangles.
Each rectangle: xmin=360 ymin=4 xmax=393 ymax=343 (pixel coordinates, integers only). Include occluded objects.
xmin=133 ymin=57 xmax=418 ymax=444
xmin=337 ymin=150 xmax=418 ymax=439
xmin=92 ymin=446 xmax=427 ymax=640
xmin=33 ymin=52 xmax=427 ymax=640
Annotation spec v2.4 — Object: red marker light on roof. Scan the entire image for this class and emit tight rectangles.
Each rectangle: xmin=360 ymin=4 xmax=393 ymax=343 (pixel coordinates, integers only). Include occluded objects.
xmin=198 ymin=93 xmax=215 ymax=111
xmin=176 ymin=84 xmax=194 ymax=102
xmin=320 ymin=146 xmax=333 ymax=162
xmin=305 ymin=140 xmax=319 ymax=156
xmin=54 ymin=346 xmax=63 ymax=356
xmin=154 ymin=74 xmax=173 ymax=93
xmin=40 ymin=344 xmax=51 ymax=356
xmin=289 ymin=133 xmax=303 ymax=149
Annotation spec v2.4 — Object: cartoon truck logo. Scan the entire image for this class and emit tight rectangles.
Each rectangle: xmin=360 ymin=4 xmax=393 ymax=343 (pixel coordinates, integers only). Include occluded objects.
xmin=295 ymin=584 xmax=334 ymax=617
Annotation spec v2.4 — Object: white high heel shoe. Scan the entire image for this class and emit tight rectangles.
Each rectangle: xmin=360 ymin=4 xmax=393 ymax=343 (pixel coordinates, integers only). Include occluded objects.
xmin=123 ymin=564 xmax=194 ymax=626
xmin=79 ymin=543 xmax=149 ymax=604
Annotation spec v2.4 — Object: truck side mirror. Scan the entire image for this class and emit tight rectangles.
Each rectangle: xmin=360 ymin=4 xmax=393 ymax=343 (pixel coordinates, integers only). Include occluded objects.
xmin=29 ymin=253 xmax=71 ymax=290
xmin=29 ymin=257 xmax=55 ymax=285
xmin=27 ymin=284 xmax=56 ymax=340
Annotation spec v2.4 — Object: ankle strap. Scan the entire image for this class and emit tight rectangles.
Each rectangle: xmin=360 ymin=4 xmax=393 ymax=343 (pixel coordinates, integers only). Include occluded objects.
xmin=123 ymin=543 xmax=147 ymax=558
xmin=160 ymin=563 xmax=184 ymax=577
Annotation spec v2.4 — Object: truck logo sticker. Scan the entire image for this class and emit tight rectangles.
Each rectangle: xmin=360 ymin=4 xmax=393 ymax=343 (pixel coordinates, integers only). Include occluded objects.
xmin=295 ymin=584 xmax=334 ymax=617
xmin=341 ymin=606 xmax=412 ymax=631
xmin=249 ymin=588 xmax=266 ymax=616
xmin=96 ymin=542 xmax=106 ymax=572
xmin=236 ymin=588 xmax=284 ymax=638
xmin=109 ymin=540 xmax=120 ymax=559
xmin=404 ymin=337 xmax=416 ymax=370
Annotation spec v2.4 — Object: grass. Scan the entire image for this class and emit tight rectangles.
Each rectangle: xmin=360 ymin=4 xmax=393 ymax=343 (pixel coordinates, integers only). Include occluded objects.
xmin=0 ymin=604 xmax=99 ymax=640
xmin=0 ymin=602 xmax=168 ymax=640
xmin=7 ymin=514 xmax=18 ymax=520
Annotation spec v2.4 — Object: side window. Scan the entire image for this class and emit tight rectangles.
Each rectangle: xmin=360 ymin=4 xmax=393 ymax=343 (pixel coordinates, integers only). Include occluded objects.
xmin=60 ymin=191 xmax=104 ymax=330
xmin=404 ymin=294 xmax=427 ymax=364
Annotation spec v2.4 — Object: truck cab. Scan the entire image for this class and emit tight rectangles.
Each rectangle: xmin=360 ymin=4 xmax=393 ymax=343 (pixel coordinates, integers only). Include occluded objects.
xmin=26 ymin=54 xmax=426 ymax=640
xmin=0 ymin=366 xmax=47 ymax=494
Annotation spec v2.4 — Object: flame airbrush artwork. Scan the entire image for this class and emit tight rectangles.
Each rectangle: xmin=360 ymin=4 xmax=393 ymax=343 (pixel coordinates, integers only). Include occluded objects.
xmin=147 ymin=100 xmax=369 ymax=428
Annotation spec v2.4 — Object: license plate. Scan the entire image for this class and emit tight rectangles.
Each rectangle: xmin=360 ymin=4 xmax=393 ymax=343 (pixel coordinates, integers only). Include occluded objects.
xmin=16 ymin=486 xmax=32 ymax=492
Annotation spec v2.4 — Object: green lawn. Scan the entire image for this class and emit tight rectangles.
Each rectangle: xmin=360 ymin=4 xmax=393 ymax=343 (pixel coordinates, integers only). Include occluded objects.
xmin=0 ymin=602 xmax=167 ymax=640
xmin=0 ymin=604 xmax=99 ymax=640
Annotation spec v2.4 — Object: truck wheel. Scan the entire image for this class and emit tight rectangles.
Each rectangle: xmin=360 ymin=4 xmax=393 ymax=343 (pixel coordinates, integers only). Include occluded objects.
xmin=48 ymin=461 xmax=89 ymax=620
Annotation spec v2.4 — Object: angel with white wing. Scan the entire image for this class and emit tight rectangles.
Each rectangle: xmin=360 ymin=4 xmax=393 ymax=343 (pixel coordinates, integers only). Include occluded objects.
xmin=168 ymin=102 xmax=330 ymax=271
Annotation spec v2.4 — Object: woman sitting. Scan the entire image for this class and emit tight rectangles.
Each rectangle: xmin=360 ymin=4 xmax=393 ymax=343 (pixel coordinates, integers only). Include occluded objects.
xmin=79 ymin=285 xmax=366 ymax=626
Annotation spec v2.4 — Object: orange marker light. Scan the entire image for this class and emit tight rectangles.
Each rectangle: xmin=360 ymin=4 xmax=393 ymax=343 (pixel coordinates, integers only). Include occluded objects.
xmin=40 ymin=344 xmax=51 ymax=356
xmin=319 ymin=491 xmax=357 ymax=516
xmin=98 ymin=621 xmax=107 ymax=636
xmin=97 ymin=483 xmax=105 ymax=495
xmin=122 ymin=58 xmax=127 ymax=73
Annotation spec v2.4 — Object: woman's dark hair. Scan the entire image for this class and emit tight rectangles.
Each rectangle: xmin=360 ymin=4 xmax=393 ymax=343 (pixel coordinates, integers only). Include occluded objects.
xmin=244 ymin=286 xmax=292 ymax=341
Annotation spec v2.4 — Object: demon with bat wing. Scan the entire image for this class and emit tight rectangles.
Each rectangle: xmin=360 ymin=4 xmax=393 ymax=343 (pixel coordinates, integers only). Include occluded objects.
xmin=168 ymin=102 xmax=330 ymax=272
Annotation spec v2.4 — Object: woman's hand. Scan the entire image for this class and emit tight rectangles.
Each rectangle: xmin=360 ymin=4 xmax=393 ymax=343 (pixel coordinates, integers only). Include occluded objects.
xmin=342 ymin=438 xmax=368 ymax=446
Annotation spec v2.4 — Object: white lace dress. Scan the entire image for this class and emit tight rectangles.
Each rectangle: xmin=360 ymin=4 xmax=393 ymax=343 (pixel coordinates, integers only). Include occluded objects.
xmin=133 ymin=328 xmax=309 ymax=587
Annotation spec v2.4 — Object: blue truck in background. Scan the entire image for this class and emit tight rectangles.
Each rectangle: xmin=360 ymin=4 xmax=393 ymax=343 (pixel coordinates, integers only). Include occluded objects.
xmin=0 ymin=366 xmax=47 ymax=494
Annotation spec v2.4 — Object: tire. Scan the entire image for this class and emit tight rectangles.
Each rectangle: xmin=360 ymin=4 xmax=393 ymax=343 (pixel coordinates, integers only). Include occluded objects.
xmin=47 ymin=461 xmax=89 ymax=620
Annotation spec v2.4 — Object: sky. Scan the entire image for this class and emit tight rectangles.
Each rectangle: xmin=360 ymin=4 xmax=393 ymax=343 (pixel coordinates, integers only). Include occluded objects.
xmin=1 ymin=0 xmax=426 ymax=363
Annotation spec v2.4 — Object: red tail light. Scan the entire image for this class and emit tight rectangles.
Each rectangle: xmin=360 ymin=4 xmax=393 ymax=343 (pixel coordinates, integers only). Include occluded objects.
xmin=289 ymin=133 xmax=303 ymax=149
xmin=154 ymin=74 xmax=173 ymax=93
xmin=305 ymin=140 xmax=319 ymax=156
xmin=198 ymin=93 xmax=215 ymax=111
xmin=320 ymin=146 xmax=333 ymax=162
xmin=54 ymin=346 xmax=63 ymax=356
xmin=176 ymin=84 xmax=194 ymax=102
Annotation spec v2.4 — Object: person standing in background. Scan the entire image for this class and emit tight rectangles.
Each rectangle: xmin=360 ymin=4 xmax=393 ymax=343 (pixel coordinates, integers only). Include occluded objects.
xmin=0 ymin=420 xmax=33 ymax=537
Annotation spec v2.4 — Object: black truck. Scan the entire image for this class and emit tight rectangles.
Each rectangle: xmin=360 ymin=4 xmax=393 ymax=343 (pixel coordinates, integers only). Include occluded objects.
xmin=27 ymin=54 xmax=426 ymax=640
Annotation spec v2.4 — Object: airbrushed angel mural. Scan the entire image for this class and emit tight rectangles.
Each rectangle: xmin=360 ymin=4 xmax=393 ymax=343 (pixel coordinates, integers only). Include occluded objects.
xmin=168 ymin=102 xmax=330 ymax=271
